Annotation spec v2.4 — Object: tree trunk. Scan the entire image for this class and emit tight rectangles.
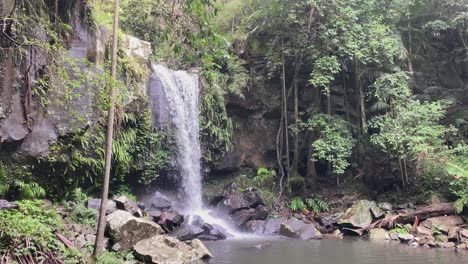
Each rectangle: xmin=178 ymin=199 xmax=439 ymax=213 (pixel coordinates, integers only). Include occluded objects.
xmin=94 ymin=0 xmax=119 ymax=256
xmin=292 ymin=67 xmax=299 ymax=174
xmin=306 ymin=134 xmax=318 ymax=192
xmin=398 ymin=158 xmax=405 ymax=191
xmin=407 ymin=16 xmax=413 ymax=74
xmin=281 ymin=46 xmax=290 ymax=181
xmin=358 ymin=79 xmax=367 ymax=135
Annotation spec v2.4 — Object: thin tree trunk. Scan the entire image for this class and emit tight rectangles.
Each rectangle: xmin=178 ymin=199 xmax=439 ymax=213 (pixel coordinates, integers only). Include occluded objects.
xmin=358 ymin=75 xmax=367 ymax=134
xmin=306 ymin=139 xmax=318 ymax=192
xmin=403 ymin=158 xmax=409 ymax=187
xmin=407 ymin=15 xmax=413 ymax=74
xmin=343 ymin=70 xmax=351 ymax=124
xmin=398 ymin=158 xmax=405 ymax=191
xmin=281 ymin=46 xmax=290 ymax=182
xmin=94 ymin=0 xmax=119 ymax=256
xmin=292 ymin=76 xmax=299 ymax=173
xmin=292 ymin=8 xmax=314 ymax=175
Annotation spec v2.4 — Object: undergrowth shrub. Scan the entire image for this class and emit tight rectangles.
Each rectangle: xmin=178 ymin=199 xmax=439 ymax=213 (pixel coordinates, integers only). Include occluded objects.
xmin=0 ymin=200 xmax=82 ymax=263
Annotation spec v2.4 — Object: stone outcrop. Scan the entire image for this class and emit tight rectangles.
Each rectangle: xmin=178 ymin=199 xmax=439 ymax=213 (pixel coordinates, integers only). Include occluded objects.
xmin=133 ymin=235 xmax=212 ymax=264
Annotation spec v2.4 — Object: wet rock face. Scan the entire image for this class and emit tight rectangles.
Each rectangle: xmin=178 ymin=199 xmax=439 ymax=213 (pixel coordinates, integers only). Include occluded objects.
xmin=0 ymin=11 xmax=152 ymax=158
xmin=133 ymin=236 xmax=212 ymax=264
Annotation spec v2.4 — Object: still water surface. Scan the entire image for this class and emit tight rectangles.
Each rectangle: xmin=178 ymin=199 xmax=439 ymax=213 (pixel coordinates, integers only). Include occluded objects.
xmin=204 ymin=237 xmax=468 ymax=264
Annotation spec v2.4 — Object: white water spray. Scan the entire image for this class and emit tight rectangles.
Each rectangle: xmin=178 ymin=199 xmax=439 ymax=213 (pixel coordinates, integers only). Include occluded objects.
xmin=149 ymin=64 xmax=243 ymax=237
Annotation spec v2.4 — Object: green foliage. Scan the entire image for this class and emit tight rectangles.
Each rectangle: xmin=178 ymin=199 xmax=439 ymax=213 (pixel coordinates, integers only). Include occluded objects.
xmin=309 ymin=56 xmax=341 ymax=93
xmin=0 ymin=200 xmax=82 ymax=263
xmin=446 ymin=145 xmax=468 ymax=213
xmin=368 ymin=72 xmax=411 ymax=113
xmin=369 ymin=100 xmax=451 ymax=161
xmin=290 ymin=196 xmax=329 ymax=214
xmin=63 ymin=188 xmax=97 ymax=226
xmin=305 ymin=196 xmax=329 ymax=214
xmin=254 ymin=168 xmax=276 ymax=186
xmin=299 ymin=114 xmax=355 ymax=174
xmin=200 ymin=69 xmax=235 ymax=162
xmin=290 ymin=197 xmax=306 ymax=212
xmin=390 ymin=223 xmax=412 ymax=234
xmin=129 ymin=109 xmax=172 ymax=186
xmin=0 ymin=161 xmax=45 ymax=200
xmin=120 ymin=0 xmax=225 ymax=66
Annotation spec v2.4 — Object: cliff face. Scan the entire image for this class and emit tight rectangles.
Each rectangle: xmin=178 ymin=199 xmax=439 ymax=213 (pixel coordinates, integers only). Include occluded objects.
xmin=210 ymin=31 xmax=468 ymax=179
xmin=0 ymin=0 xmax=152 ymax=158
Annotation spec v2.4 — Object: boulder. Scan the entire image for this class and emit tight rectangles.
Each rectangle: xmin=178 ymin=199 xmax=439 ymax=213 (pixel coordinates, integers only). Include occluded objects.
xmin=369 ymin=228 xmax=390 ymax=240
xmin=461 ymin=229 xmax=468 ymax=240
xmin=213 ymin=184 xmax=264 ymax=214
xmin=210 ymin=182 xmax=239 ymax=206
xmin=0 ymin=200 xmax=18 ymax=210
xmin=448 ymin=227 xmax=460 ymax=242
xmin=198 ymin=223 xmax=227 ymax=240
xmin=435 ymin=234 xmax=449 ymax=243
xmin=416 ymin=235 xmax=436 ymax=246
xmin=438 ymin=242 xmax=456 ymax=248
xmin=133 ymin=236 xmax=212 ymax=264
xmin=388 ymin=231 xmax=399 ymax=241
xmin=279 ymin=218 xmax=322 ymax=240
xmin=456 ymin=242 xmax=468 ymax=250
xmin=422 ymin=215 xmax=464 ymax=234
xmin=232 ymin=205 xmax=269 ymax=227
xmin=337 ymin=200 xmax=381 ymax=229
xmin=316 ymin=213 xmax=340 ymax=228
xmin=149 ymin=192 xmax=172 ymax=210
xmin=243 ymin=218 xmax=286 ymax=235
xmin=114 ymin=196 xmax=143 ymax=217
xmin=264 ymin=218 xmax=287 ymax=235
xmin=87 ymin=198 xmax=117 ymax=214
xmin=170 ymin=224 xmax=204 ymax=241
xmin=341 ymin=227 xmax=364 ymax=236
xmin=157 ymin=210 xmax=184 ymax=232
xmin=378 ymin=202 xmax=393 ymax=212
xmin=243 ymin=220 xmax=266 ymax=234
xmin=416 ymin=226 xmax=432 ymax=236
xmin=106 ymin=210 xmax=163 ymax=250
xmin=398 ymin=233 xmax=415 ymax=243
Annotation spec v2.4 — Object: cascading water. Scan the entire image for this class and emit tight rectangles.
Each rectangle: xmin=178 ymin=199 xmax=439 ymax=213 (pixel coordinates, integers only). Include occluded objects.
xmin=148 ymin=63 xmax=242 ymax=237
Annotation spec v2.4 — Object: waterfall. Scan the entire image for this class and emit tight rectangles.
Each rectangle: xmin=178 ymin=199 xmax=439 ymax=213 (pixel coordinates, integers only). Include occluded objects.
xmin=149 ymin=64 xmax=203 ymax=211
xmin=148 ymin=63 xmax=244 ymax=238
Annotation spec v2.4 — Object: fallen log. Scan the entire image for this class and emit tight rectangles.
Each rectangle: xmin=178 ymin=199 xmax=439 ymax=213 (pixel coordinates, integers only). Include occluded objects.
xmin=368 ymin=203 xmax=456 ymax=230
xmin=397 ymin=203 xmax=455 ymax=223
